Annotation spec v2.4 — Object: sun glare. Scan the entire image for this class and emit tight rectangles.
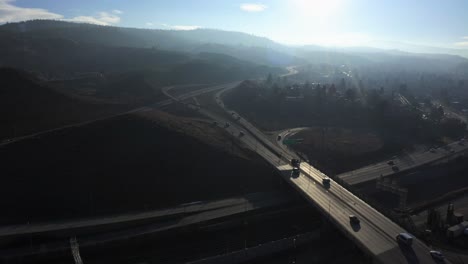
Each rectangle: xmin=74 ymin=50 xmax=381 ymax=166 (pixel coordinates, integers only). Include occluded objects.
xmin=292 ymin=0 xmax=344 ymax=18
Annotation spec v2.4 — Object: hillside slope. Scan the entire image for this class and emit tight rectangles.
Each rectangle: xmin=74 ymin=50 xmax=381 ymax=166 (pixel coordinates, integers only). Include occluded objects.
xmin=0 ymin=110 xmax=280 ymax=224
xmin=0 ymin=68 xmax=129 ymax=140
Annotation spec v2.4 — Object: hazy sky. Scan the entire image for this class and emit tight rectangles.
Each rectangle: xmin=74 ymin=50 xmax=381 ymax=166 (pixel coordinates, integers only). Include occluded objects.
xmin=2 ymin=0 xmax=468 ymax=49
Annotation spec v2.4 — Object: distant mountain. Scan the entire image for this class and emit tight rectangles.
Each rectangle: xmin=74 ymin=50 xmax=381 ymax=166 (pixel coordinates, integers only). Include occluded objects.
xmin=0 ymin=20 xmax=280 ymax=48
xmin=0 ymin=22 xmax=283 ymax=81
xmin=168 ymin=52 xmax=283 ymax=83
xmin=1 ymin=20 xmax=468 ymax=74
xmin=190 ymin=43 xmax=306 ymax=66
xmin=0 ymin=31 xmax=190 ymax=74
xmin=295 ymin=49 xmax=372 ymax=66
xmin=367 ymin=40 xmax=468 ymax=59
xmin=0 ymin=20 xmax=299 ymax=66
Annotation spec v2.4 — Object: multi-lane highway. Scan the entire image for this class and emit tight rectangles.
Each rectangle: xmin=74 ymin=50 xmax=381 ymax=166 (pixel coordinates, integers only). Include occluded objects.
xmin=0 ymin=192 xmax=290 ymax=240
xmin=273 ymin=126 xmax=468 ymax=186
xmin=338 ymin=140 xmax=468 ymax=186
xmin=188 ymin=83 xmax=449 ymax=264
xmin=0 ymin=192 xmax=295 ymax=261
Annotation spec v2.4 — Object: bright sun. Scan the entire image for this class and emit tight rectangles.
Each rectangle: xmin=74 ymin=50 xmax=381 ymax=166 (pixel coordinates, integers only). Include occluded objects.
xmin=277 ymin=0 xmax=363 ymax=46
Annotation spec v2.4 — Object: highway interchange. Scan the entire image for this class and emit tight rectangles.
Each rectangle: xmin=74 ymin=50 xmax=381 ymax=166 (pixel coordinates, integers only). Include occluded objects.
xmin=1 ymin=78 xmax=456 ymax=263
xmin=193 ymin=82 xmax=450 ymax=264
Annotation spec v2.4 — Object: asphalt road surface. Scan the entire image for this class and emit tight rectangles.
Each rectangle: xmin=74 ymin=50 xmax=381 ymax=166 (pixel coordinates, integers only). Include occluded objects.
xmin=0 ymin=192 xmax=290 ymax=240
xmin=0 ymin=192 xmax=294 ymax=261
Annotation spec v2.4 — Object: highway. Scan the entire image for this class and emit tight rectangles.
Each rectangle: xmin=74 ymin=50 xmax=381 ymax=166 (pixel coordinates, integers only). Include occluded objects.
xmin=273 ymin=126 xmax=468 ymax=186
xmin=0 ymin=192 xmax=296 ymax=261
xmin=180 ymin=83 xmax=450 ymax=264
xmin=0 ymin=192 xmax=290 ymax=240
xmin=338 ymin=139 xmax=468 ymax=186
xmin=0 ymin=82 xmax=236 ymax=147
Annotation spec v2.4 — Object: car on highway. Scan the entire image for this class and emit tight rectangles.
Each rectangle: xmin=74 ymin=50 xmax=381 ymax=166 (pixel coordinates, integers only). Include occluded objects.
xmin=224 ymin=122 xmax=230 ymax=128
xmin=387 ymin=160 xmax=394 ymax=166
xmin=349 ymin=215 xmax=360 ymax=225
xmin=430 ymin=148 xmax=436 ymax=153
xmin=239 ymin=131 xmax=245 ymax=137
xmin=396 ymin=233 xmax=413 ymax=246
xmin=277 ymin=135 xmax=282 ymax=141
xmin=391 ymin=165 xmax=399 ymax=172
xmin=322 ymin=177 xmax=331 ymax=186
xmin=291 ymin=167 xmax=300 ymax=178
xmin=291 ymin=159 xmax=300 ymax=167
xmin=429 ymin=250 xmax=444 ymax=261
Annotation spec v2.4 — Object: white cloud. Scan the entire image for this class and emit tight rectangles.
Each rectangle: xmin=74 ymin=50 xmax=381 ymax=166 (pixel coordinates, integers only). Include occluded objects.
xmin=145 ymin=22 xmax=154 ymax=26
xmin=156 ymin=23 xmax=200 ymax=30
xmin=240 ymin=3 xmax=267 ymax=12
xmin=171 ymin=25 xmax=200 ymax=30
xmin=454 ymin=36 xmax=468 ymax=47
xmin=66 ymin=11 xmax=120 ymax=26
xmin=0 ymin=0 xmax=121 ymax=26
xmin=0 ymin=0 xmax=63 ymax=23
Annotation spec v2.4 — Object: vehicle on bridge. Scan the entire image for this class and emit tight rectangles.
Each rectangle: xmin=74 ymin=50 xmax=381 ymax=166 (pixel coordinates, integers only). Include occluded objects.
xmin=291 ymin=167 xmax=300 ymax=178
xmin=322 ymin=177 xmax=331 ymax=186
xmin=430 ymin=250 xmax=444 ymax=261
xmin=291 ymin=158 xmax=300 ymax=167
xmin=349 ymin=215 xmax=360 ymax=225
xmin=396 ymin=233 xmax=413 ymax=246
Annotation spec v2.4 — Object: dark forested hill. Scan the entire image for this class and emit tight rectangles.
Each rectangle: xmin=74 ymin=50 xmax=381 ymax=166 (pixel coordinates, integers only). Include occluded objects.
xmin=0 ymin=68 xmax=130 ymax=140
xmin=0 ymin=21 xmax=284 ymax=81
xmin=2 ymin=20 xmax=466 ymax=72
xmin=0 ymin=20 xmax=300 ymax=66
